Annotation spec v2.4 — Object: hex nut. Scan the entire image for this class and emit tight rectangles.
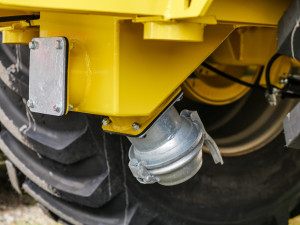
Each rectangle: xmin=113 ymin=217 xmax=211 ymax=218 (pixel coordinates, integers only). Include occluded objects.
xmin=279 ymin=77 xmax=288 ymax=85
xmin=132 ymin=123 xmax=140 ymax=131
xmin=102 ymin=117 xmax=111 ymax=126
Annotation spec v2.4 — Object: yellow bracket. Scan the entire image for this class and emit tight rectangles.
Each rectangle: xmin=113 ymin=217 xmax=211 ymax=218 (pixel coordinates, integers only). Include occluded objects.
xmin=2 ymin=27 xmax=38 ymax=44
xmin=0 ymin=20 xmax=39 ymax=44
xmin=143 ymin=22 xmax=205 ymax=42
xmin=102 ymin=88 xmax=182 ymax=136
xmin=133 ymin=15 xmax=217 ymax=42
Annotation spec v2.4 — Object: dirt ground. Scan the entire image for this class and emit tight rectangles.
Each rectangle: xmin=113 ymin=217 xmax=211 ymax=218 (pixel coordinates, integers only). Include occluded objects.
xmin=0 ymin=159 xmax=60 ymax=225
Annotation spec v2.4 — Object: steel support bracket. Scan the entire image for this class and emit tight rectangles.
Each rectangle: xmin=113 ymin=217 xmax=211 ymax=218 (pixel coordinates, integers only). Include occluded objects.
xmin=102 ymin=88 xmax=183 ymax=136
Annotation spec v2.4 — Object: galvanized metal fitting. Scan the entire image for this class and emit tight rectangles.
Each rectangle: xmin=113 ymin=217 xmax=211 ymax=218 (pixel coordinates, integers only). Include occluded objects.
xmin=128 ymin=106 xmax=223 ymax=186
xmin=265 ymin=88 xmax=280 ymax=106
xmin=129 ymin=159 xmax=159 ymax=184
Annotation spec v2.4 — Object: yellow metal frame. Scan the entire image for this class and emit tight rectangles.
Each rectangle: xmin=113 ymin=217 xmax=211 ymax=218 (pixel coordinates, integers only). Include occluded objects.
xmin=0 ymin=0 xmax=213 ymax=20
xmin=0 ymin=21 xmax=39 ymax=44
xmin=38 ymin=11 xmax=234 ymax=117
xmin=104 ymin=88 xmax=182 ymax=136
xmin=0 ymin=0 xmax=295 ymax=134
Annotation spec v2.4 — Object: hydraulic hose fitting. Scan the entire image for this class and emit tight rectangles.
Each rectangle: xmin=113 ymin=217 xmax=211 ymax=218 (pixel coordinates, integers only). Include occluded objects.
xmin=128 ymin=106 xmax=223 ymax=186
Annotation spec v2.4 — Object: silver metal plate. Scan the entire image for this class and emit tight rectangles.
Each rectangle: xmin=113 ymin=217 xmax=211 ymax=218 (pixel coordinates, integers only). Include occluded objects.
xmin=283 ymin=102 xmax=300 ymax=149
xmin=28 ymin=37 xmax=68 ymax=116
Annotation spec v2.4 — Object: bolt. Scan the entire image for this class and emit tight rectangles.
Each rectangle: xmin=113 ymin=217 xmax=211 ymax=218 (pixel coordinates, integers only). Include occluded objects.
xmin=102 ymin=117 xmax=111 ymax=126
xmin=279 ymin=77 xmax=288 ymax=85
xmin=27 ymin=99 xmax=35 ymax=108
xmin=132 ymin=122 xmax=141 ymax=131
xmin=55 ymin=40 xmax=63 ymax=49
xmin=68 ymin=105 xmax=74 ymax=111
xmin=53 ymin=103 xmax=62 ymax=113
xmin=267 ymin=94 xmax=277 ymax=106
xmin=265 ymin=87 xmax=280 ymax=106
xmin=29 ymin=41 xmax=38 ymax=50
xmin=129 ymin=159 xmax=139 ymax=166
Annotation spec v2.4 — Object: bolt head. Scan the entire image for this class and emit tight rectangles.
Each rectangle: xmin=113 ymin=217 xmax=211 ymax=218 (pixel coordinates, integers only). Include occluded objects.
xmin=279 ymin=77 xmax=288 ymax=85
xmin=266 ymin=93 xmax=277 ymax=106
xmin=27 ymin=99 xmax=35 ymax=108
xmin=53 ymin=103 xmax=62 ymax=113
xmin=55 ymin=40 xmax=63 ymax=49
xmin=102 ymin=117 xmax=111 ymax=126
xmin=29 ymin=41 xmax=38 ymax=49
xmin=132 ymin=123 xmax=141 ymax=131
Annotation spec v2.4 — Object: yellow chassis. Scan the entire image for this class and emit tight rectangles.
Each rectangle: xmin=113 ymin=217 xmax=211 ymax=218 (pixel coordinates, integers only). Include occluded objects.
xmin=0 ymin=0 xmax=294 ymax=135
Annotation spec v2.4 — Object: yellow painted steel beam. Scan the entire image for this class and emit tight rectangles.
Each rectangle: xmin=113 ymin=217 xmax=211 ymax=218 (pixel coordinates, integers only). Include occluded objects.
xmin=0 ymin=0 xmax=293 ymax=25
xmin=206 ymin=0 xmax=293 ymax=26
xmin=0 ymin=0 xmax=294 ymax=43
xmin=0 ymin=0 xmax=212 ymax=20
xmin=0 ymin=9 xmax=34 ymax=18
xmin=0 ymin=0 xmax=293 ymax=46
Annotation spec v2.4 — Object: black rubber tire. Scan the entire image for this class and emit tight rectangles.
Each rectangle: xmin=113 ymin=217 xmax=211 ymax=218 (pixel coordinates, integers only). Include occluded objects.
xmin=1 ymin=42 xmax=300 ymax=225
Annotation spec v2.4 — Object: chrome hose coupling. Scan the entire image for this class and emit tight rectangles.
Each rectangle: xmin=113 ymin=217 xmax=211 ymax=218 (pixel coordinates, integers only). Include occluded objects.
xmin=128 ymin=106 xmax=223 ymax=186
